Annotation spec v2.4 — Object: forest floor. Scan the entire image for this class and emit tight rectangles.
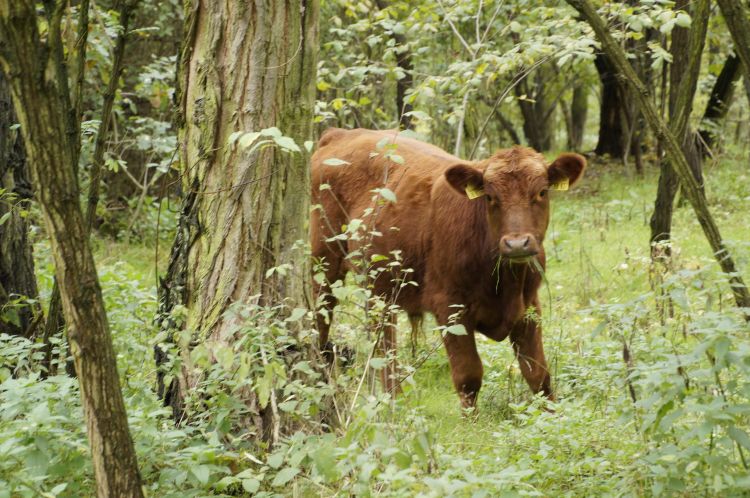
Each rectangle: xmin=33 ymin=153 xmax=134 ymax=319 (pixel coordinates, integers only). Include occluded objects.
xmin=5 ymin=150 xmax=750 ymax=497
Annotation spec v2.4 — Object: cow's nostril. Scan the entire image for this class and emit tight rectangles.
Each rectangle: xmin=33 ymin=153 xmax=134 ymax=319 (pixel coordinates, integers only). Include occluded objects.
xmin=522 ymin=236 xmax=530 ymax=248
xmin=504 ymin=239 xmax=513 ymax=249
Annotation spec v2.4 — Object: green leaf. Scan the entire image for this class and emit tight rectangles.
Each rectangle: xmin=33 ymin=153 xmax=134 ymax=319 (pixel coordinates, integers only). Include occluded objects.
xmin=238 ymin=132 xmax=261 ymax=149
xmin=267 ymin=451 xmax=285 ymax=469
xmin=50 ymin=483 xmax=68 ymax=496
xmin=261 ymin=126 xmax=282 ymax=138
xmin=728 ymin=427 xmax=750 ymax=451
xmin=0 ymin=212 xmax=10 ymax=226
xmin=370 ymin=357 xmax=387 ymax=370
xmin=228 ymin=131 xmax=243 ymax=145
xmin=242 ymin=479 xmax=261 ymax=493
xmin=323 ymin=157 xmax=350 ymax=166
xmin=445 ymin=324 xmax=467 ymax=336
xmin=378 ymin=188 xmax=397 ymax=203
xmin=675 ymin=12 xmax=691 ymax=28
xmin=286 ymin=307 xmax=307 ymax=322
xmin=271 ymin=467 xmax=300 ymax=487
xmin=274 ymin=135 xmax=301 ymax=152
xmin=191 ymin=465 xmax=210 ymax=485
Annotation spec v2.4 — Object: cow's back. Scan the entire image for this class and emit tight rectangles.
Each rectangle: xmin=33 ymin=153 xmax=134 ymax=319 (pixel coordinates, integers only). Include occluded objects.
xmin=311 ymin=128 xmax=460 ymax=313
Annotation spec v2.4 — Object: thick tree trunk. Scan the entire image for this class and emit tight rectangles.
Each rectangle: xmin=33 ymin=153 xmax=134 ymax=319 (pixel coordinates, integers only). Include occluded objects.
xmin=566 ymin=0 xmax=750 ymax=311
xmin=698 ymin=55 xmax=741 ymax=155
xmin=0 ymin=70 xmax=40 ymax=338
xmin=157 ymin=0 xmax=319 ymax=428
xmin=649 ymin=0 xmax=709 ymax=246
xmin=0 ymin=2 xmax=144 ymax=496
xmin=594 ymin=53 xmax=628 ymax=157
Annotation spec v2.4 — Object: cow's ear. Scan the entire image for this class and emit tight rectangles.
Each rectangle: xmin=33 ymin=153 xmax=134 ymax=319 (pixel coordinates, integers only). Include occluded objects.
xmin=445 ymin=164 xmax=485 ymax=199
xmin=548 ymin=153 xmax=585 ymax=191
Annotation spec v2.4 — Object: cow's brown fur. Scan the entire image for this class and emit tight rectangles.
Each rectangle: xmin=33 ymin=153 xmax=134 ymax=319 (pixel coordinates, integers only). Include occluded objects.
xmin=311 ymin=128 xmax=585 ymax=408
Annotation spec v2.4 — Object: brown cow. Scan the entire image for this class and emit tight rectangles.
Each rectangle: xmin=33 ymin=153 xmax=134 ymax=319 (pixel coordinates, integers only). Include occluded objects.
xmin=310 ymin=128 xmax=585 ymax=408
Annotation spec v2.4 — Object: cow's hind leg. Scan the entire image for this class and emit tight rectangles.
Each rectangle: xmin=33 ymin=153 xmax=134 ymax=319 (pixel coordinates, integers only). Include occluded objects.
xmin=311 ymin=208 xmax=347 ymax=361
xmin=509 ymin=305 xmax=554 ymax=400
xmin=408 ymin=312 xmax=424 ymax=358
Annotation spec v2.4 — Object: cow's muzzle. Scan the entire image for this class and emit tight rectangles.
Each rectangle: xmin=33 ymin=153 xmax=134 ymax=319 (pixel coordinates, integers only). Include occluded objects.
xmin=500 ymin=234 xmax=539 ymax=262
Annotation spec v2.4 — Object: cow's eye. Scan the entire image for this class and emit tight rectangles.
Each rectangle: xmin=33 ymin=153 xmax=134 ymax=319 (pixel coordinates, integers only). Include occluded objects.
xmin=536 ymin=189 xmax=548 ymax=201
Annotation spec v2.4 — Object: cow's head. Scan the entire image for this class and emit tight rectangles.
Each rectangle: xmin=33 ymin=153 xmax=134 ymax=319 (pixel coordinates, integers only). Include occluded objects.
xmin=445 ymin=147 xmax=585 ymax=263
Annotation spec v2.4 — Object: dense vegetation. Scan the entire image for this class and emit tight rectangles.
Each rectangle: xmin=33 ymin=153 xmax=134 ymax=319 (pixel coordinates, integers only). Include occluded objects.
xmin=1 ymin=0 xmax=750 ymax=496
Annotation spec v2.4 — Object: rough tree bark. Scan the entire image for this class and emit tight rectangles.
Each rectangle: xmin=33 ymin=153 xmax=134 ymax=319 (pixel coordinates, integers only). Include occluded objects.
xmin=698 ymin=55 xmax=741 ymax=155
xmin=566 ymin=0 xmax=750 ymax=311
xmin=0 ymin=70 xmax=40 ymax=338
xmin=649 ymin=0 xmax=710 ymax=246
xmin=0 ymin=2 xmax=144 ymax=496
xmin=156 ymin=1 xmax=319 ymax=428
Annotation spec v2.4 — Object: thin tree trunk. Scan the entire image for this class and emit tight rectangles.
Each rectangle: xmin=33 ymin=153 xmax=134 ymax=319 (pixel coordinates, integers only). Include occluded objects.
xmin=717 ymin=0 xmax=750 ymax=85
xmin=568 ymin=83 xmax=588 ymax=151
xmin=0 ymin=2 xmax=144 ymax=496
xmin=156 ymin=0 xmax=319 ymax=433
xmin=649 ymin=0 xmax=709 ymax=247
xmin=44 ymin=0 xmax=137 ymax=376
xmin=698 ymin=55 xmax=741 ymax=155
xmin=374 ymin=0 xmax=414 ymax=129
xmin=0 ymin=70 xmax=40 ymax=338
xmin=566 ymin=0 xmax=750 ymax=310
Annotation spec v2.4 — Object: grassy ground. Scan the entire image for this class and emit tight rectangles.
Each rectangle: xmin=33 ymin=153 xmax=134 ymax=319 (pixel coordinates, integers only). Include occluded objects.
xmin=324 ymin=151 xmax=750 ymax=496
xmin=9 ymin=152 xmax=750 ymax=497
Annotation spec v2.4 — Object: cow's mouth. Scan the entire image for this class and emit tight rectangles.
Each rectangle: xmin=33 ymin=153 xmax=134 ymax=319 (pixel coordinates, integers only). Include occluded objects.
xmin=502 ymin=254 xmax=536 ymax=265
xmin=504 ymin=254 xmax=535 ymax=265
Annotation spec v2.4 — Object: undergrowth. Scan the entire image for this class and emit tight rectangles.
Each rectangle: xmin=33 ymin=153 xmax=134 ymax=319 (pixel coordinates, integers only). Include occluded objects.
xmin=1 ymin=153 xmax=749 ymax=497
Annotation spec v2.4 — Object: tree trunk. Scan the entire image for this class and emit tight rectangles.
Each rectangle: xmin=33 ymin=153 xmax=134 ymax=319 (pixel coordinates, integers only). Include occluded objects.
xmin=717 ymin=0 xmax=750 ymax=85
xmin=0 ymin=2 xmax=144 ymax=496
xmin=566 ymin=0 xmax=750 ymax=311
xmin=698 ymin=55 xmax=741 ymax=155
xmin=0 ymin=69 xmax=40 ymax=338
xmin=649 ymin=0 xmax=709 ymax=246
xmin=375 ymin=0 xmax=414 ymax=129
xmin=515 ymin=70 xmax=554 ymax=151
xmin=156 ymin=0 xmax=319 ymax=430
xmin=594 ymin=53 xmax=628 ymax=157
xmin=43 ymin=0 xmax=137 ymax=378
xmin=567 ymin=82 xmax=588 ymax=150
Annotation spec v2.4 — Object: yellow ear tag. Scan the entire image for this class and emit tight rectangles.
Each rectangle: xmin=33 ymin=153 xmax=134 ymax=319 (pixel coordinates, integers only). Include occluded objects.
xmin=465 ymin=183 xmax=485 ymax=200
xmin=550 ymin=178 xmax=569 ymax=191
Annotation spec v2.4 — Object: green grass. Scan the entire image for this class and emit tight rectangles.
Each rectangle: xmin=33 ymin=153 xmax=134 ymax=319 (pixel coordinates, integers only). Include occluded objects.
xmin=344 ymin=153 xmax=750 ymax=495
xmin=6 ymin=153 xmax=749 ymax=497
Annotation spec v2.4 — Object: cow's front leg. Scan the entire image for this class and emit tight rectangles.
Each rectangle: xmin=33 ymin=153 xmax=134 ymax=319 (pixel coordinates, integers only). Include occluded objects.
xmin=509 ymin=306 xmax=554 ymax=400
xmin=442 ymin=327 xmax=483 ymax=409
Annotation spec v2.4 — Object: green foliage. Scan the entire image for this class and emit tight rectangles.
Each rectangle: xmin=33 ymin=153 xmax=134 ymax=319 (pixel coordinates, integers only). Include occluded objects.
xmin=4 ymin=154 xmax=749 ymax=496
